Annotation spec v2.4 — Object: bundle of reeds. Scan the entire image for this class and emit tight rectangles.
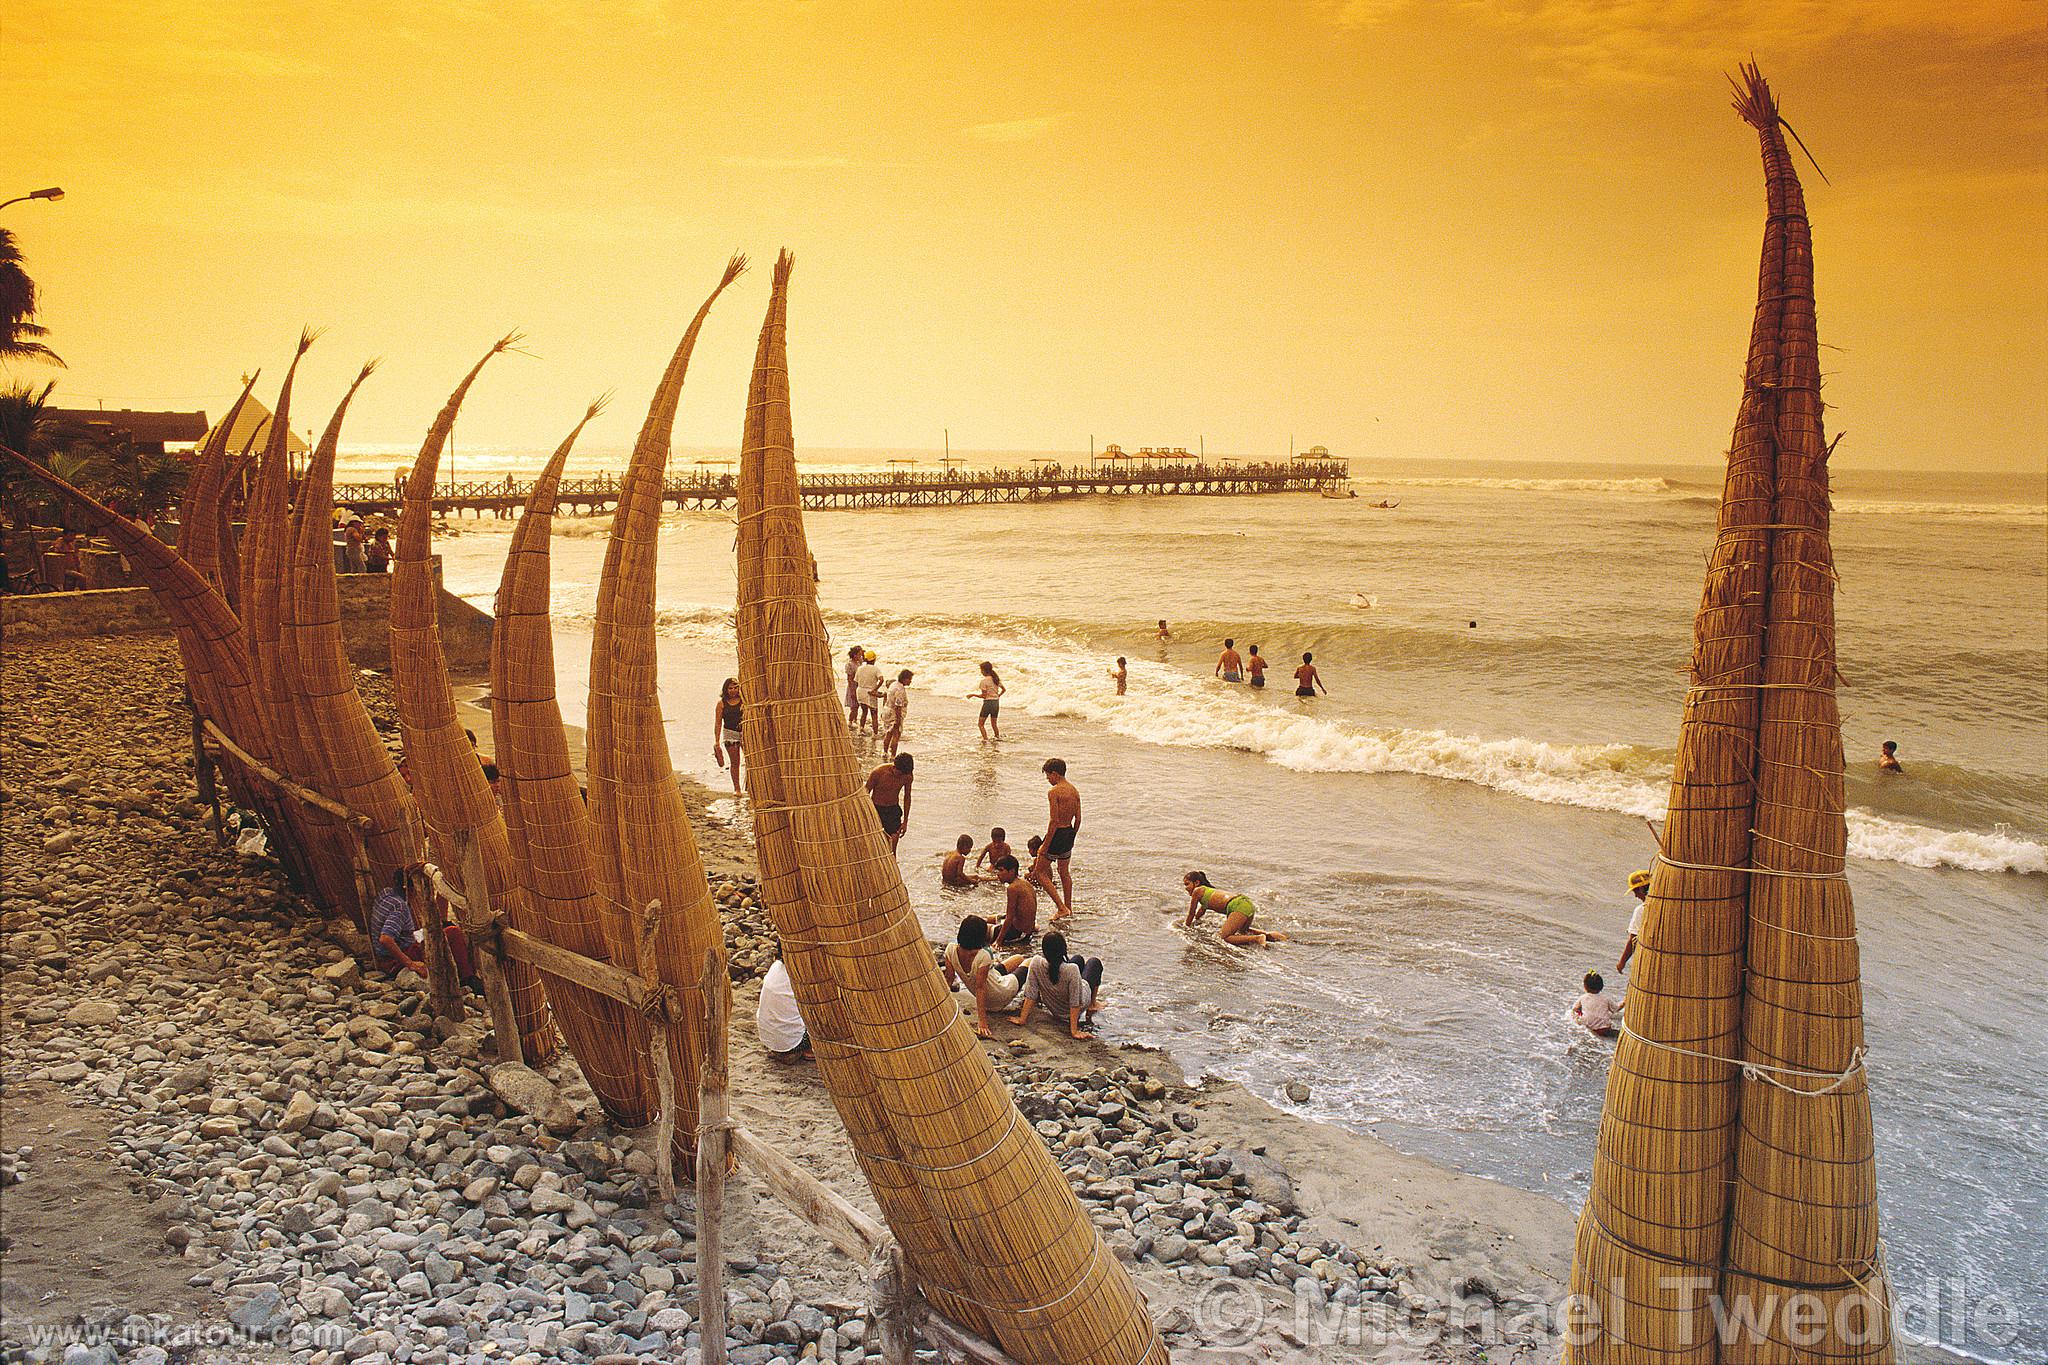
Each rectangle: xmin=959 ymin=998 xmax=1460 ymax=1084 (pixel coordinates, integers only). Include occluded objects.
xmin=1717 ymin=65 xmax=1892 ymax=1363
xmin=388 ymin=336 xmax=556 ymax=1062
xmin=1568 ymin=68 xmax=1892 ymax=1363
xmin=736 ymin=252 xmax=1168 ymax=1365
xmin=241 ymin=334 xmax=363 ymax=917
xmin=584 ymin=255 xmax=746 ymax=1167
xmin=284 ymin=363 xmax=425 ymax=893
xmin=175 ymin=372 xmax=260 ymax=604
xmin=491 ymin=404 xmax=658 ymax=1127
xmin=733 ymin=255 xmax=995 ymax=1341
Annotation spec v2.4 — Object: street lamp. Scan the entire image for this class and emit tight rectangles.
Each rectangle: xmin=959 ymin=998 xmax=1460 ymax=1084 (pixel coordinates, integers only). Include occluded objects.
xmin=0 ymin=187 xmax=65 ymax=211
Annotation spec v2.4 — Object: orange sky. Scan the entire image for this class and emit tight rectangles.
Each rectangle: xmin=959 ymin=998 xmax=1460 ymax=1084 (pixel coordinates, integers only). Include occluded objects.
xmin=6 ymin=1 xmax=2045 ymax=472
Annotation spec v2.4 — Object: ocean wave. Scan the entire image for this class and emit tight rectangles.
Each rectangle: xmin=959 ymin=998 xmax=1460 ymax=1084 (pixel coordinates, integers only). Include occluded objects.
xmin=742 ymin=612 xmax=2044 ymax=876
xmin=1832 ymin=498 xmax=2045 ymax=521
xmin=1361 ymin=475 xmax=1699 ymax=496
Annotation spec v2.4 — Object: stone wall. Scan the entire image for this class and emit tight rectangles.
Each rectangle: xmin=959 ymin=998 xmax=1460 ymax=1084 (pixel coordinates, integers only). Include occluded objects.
xmin=0 ymin=558 xmax=492 ymax=671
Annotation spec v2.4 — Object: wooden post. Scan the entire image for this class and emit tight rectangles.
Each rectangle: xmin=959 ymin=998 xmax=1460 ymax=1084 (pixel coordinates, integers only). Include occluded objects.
xmin=346 ymin=833 xmax=380 ymax=948
xmin=410 ymin=865 xmax=462 ymax=1019
xmin=696 ymin=943 xmax=731 ymax=1365
xmin=877 ymin=1243 xmax=915 ymax=1365
xmin=455 ymin=829 xmax=523 ymax=1066
xmin=641 ymin=902 xmax=679 ymax=1205
xmin=188 ymin=701 xmax=225 ymax=846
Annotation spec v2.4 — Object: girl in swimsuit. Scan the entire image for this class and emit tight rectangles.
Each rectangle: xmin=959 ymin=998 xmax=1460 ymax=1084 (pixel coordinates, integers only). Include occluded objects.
xmin=712 ymin=677 xmax=744 ymax=792
xmin=1183 ymin=871 xmax=1288 ymax=947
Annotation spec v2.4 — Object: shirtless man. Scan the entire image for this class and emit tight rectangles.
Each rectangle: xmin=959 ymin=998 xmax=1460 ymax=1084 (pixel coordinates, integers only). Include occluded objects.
xmin=865 ymin=753 xmax=914 ymax=853
xmin=989 ymin=856 xmax=1038 ymax=947
xmin=1215 ymin=638 xmax=1244 ymax=683
xmin=1293 ymin=651 xmax=1327 ymax=698
xmin=1878 ymin=740 xmax=1903 ymax=773
xmin=1040 ymin=757 xmax=1081 ymax=910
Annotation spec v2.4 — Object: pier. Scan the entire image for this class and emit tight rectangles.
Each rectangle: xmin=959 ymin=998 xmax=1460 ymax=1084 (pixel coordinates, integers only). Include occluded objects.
xmin=326 ymin=457 xmax=1349 ymax=517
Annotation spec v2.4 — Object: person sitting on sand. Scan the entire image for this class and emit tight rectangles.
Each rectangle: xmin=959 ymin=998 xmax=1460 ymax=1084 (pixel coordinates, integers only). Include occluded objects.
xmin=371 ymin=869 xmax=426 ymax=976
xmin=756 ymin=958 xmax=811 ymax=1062
xmin=1293 ymin=651 xmax=1326 ymax=698
xmin=1011 ymin=932 xmax=1105 ymax=1041
xmin=942 ymin=915 xmax=1027 ymax=1039
xmin=1109 ymin=657 xmax=1127 ymax=695
xmin=712 ymin=677 xmax=744 ymax=793
xmin=366 ymin=527 xmax=392 ymax=573
xmin=1183 ymin=871 xmax=1289 ymax=946
xmin=1246 ymin=644 xmax=1268 ymax=689
xmin=942 ymin=835 xmax=981 ymax=888
xmin=1878 ymin=740 xmax=1903 ymax=773
xmin=974 ymin=827 xmax=1011 ymax=876
xmin=989 ymin=856 xmax=1038 ymax=947
xmin=1215 ymin=637 xmax=1244 ymax=683
xmin=865 ymin=753 xmax=913 ymax=853
xmin=1572 ymin=970 xmax=1618 ymax=1038
xmin=1616 ymin=869 xmax=1651 ymax=973
xmin=1025 ymin=835 xmax=1073 ymax=922
xmin=882 ymin=668 xmax=912 ymax=759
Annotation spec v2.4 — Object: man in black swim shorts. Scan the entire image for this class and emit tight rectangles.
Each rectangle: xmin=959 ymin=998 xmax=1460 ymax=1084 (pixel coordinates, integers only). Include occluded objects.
xmin=866 ymin=752 xmax=914 ymax=854
xmin=1040 ymin=757 xmax=1081 ymax=909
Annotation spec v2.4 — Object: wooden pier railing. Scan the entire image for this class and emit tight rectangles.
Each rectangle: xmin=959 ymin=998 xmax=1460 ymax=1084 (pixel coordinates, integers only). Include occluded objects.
xmin=326 ymin=458 xmax=1349 ymax=517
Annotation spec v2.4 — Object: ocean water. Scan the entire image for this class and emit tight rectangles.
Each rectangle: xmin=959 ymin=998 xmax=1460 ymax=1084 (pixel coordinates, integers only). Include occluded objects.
xmin=398 ymin=451 xmax=2045 ymax=1360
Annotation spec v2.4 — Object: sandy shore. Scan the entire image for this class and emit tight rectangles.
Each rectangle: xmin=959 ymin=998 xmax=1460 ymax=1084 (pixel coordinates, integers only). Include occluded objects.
xmin=5 ymin=634 xmax=1959 ymax=1363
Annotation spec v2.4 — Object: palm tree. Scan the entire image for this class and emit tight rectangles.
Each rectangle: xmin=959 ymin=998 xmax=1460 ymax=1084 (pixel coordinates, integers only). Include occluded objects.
xmin=0 ymin=228 xmax=63 ymax=368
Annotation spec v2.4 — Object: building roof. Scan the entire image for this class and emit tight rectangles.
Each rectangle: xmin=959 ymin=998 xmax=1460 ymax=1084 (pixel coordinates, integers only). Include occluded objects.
xmin=46 ymin=408 xmax=210 ymax=446
xmin=202 ymin=395 xmax=310 ymax=457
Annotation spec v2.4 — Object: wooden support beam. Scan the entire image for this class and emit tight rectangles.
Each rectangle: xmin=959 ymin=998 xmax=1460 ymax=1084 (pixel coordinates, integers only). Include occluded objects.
xmin=455 ymin=830 xmax=522 ymax=1066
xmin=497 ymin=926 xmax=673 ymax=1018
xmin=728 ymin=1124 xmax=889 ymax=1263
xmin=410 ymin=865 xmax=463 ymax=1020
xmin=917 ymin=1304 xmax=1021 ymax=1365
xmin=877 ymin=1245 xmax=914 ymax=1365
xmin=201 ymin=719 xmax=372 ymax=829
xmin=696 ymin=944 xmax=732 ymax=1365
xmin=642 ymin=904 xmax=679 ymax=1206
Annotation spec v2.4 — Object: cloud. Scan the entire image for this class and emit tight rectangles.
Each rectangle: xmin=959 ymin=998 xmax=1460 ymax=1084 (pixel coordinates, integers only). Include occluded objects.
xmin=963 ymin=115 xmax=1064 ymax=144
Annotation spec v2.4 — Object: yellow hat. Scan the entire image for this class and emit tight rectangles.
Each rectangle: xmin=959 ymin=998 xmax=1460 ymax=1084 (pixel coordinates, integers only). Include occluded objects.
xmin=1627 ymin=869 xmax=1652 ymax=892
xmin=864 ymin=649 xmax=877 ymax=662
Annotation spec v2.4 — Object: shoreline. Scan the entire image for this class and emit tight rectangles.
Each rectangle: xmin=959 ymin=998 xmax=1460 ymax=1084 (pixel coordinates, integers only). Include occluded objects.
xmin=1 ymin=634 xmax=1973 ymax=1363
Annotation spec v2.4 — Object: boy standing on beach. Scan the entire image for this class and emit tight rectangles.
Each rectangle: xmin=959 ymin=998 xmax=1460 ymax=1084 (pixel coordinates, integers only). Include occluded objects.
xmin=1041 ymin=758 xmax=1081 ymax=910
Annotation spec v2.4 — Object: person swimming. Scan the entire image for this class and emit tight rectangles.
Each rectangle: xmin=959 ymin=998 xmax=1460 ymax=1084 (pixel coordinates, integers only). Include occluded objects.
xmin=1182 ymin=871 xmax=1288 ymax=946
xmin=1879 ymin=740 xmax=1903 ymax=773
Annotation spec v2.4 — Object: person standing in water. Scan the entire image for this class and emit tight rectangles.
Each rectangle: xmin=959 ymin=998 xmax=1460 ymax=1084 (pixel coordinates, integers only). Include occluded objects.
xmin=1246 ymin=644 xmax=1268 ymax=690
xmin=1109 ymin=657 xmax=1127 ymax=695
xmin=1878 ymin=740 xmax=1903 ymax=773
xmin=1293 ymin=651 xmax=1326 ymax=698
xmin=865 ymin=753 xmax=914 ymax=853
xmin=711 ymin=677 xmax=744 ymax=793
xmin=1215 ymin=637 xmax=1244 ymax=683
xmin=1040 ymin=758 xmax=1081 ymax=911
xmin=843 ymin=645 xmax=864 ymax=727
xmin=1183 ymin=871 xmax=1288 ymax=946
xmin=1615 ymin=868 xmax=1651 ymax=973
xmin=971 ymin=661 xmax=1005 ymax=740
xmin=853 ymin=650 xmax=882 ymax=733
xmin=882 ymin=668 xmax=913 ymax=759
xmin=1156 ymin=620 xmax=1171 ymax=641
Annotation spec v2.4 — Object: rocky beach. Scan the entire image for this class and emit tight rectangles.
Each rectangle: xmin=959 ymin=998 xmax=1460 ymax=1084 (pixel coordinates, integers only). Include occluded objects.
xmin=5 ymin=633 xmax=1591 ymax=1364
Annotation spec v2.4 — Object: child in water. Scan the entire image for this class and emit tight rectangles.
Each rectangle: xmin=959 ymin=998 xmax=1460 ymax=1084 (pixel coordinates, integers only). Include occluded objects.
xmin=1182 ymin=872 xmax=1288 ymax=946
xmin=1878 ymin=740 xmax=1903 ymax=773
xmin=942 ymin=834 xmax=981 ymax=887
xmin=1573 ymin=971 xmax=1618 ymax=1038
xmin=974 ymin=827 xmax=1012 ymax=875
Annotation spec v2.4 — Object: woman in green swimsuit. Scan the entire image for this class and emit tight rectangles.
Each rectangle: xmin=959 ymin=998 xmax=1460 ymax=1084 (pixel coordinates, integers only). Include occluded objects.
xmin=1182 ymin=871 xmax=1288 ymax=947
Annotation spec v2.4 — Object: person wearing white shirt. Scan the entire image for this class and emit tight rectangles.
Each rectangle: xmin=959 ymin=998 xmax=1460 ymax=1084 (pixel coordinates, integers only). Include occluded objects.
xmin=1572 ymin=970 xmax=1619 ymax=1037
xmin=1616 ymin=869 xmax=1651 ymax=972
xmin=853 ymin=652 xmax=882 ymax=733
xmin=756 ymin=959 xmax=810 ymax=1062
xmin=882 ymin=669 xmax=913 ymax=758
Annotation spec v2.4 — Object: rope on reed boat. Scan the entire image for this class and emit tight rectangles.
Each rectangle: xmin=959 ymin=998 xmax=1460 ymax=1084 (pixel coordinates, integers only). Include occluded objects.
xmin=1653 ymin=853 xmax=1843 ymax=880
xmin=1616 ymin=1024 xmax=1867 ymax=1096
